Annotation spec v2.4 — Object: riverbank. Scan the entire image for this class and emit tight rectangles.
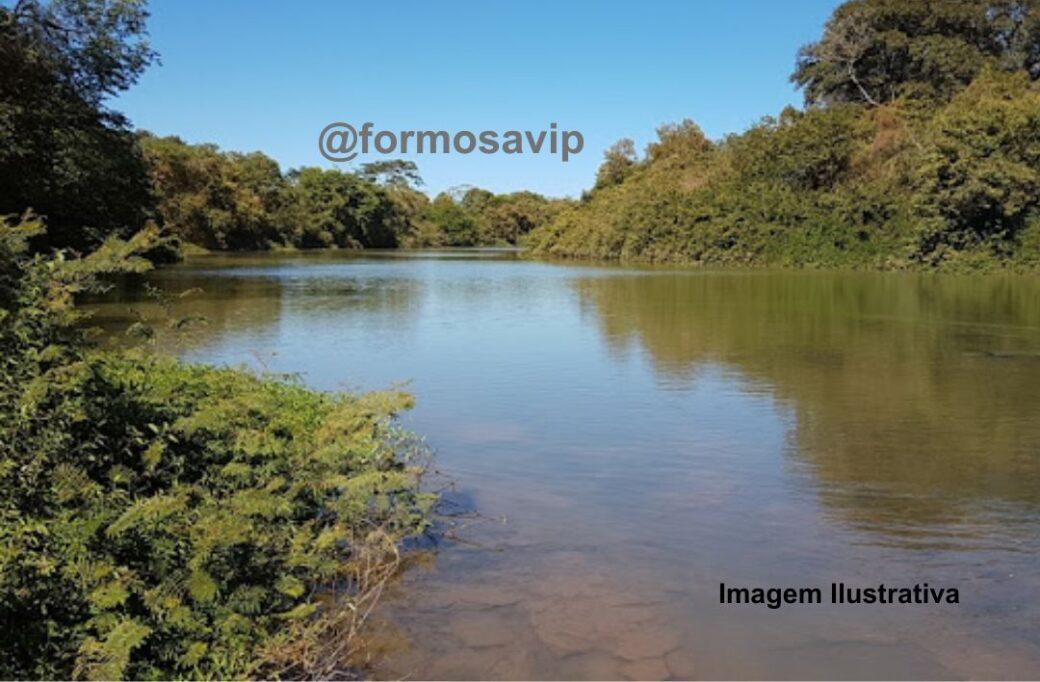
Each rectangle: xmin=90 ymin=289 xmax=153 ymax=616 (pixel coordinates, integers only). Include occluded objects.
xmin=0 ymin=220 xmax=436 ymax=679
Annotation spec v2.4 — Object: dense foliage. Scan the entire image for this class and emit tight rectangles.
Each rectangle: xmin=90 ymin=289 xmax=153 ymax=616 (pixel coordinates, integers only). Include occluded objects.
xmin=0 ymin=218 xmax=435 ymax=678
xmin=792 ymin=0 xmax=1040 ymax=105
xmin=531 ymin=0 xmax=1040 ymax=270
xmin=139 ymin=135 xmax=413 ymax=251
xmin=0 ymin=0 xmax=157 ymax=254
xmin=138 ymin=135 xmax=288 ymax=251
xmin=408 ymin=187 xmax=566 ymax=247
xmin=138 ymin=134 xmax=563 ymax=252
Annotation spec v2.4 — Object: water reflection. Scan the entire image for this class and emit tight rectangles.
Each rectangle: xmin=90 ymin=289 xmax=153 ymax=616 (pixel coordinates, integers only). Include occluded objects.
xmin=574 ymin=271 xmax=1040 ymax=550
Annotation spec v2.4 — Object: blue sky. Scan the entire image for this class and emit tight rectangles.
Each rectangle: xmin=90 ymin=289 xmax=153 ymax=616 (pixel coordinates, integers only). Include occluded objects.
xmin=114 ymin=0 xmax=841 ymax=198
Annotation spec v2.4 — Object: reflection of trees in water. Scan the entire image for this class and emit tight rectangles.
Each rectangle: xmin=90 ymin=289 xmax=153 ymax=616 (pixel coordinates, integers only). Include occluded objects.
xmin=86 ymin=259 xmax=427 ymax=353
xmin=86 ymin=270 xmax=288 ymax=351
xmin=283 ymin=275 xmax=424 ymax=324
xmin=576 ymin=271 xmax=1040 ymax=544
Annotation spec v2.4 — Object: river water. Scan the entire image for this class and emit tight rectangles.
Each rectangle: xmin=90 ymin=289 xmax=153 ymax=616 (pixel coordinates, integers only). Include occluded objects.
xmin=89 ymin=249 xmax=1040 ymax=679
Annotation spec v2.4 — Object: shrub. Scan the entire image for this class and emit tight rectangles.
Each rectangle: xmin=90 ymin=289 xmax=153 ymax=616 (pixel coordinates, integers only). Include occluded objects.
xmin=913 ymin=69 xmax=1040 ymax=256
xmin=0 ymin=217 xmax=435 ymax=679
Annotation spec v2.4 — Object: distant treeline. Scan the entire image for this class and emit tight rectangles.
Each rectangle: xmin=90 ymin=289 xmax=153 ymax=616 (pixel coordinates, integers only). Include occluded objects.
xmin=0 ymin=0 xmax=564 ymax=258
xmin=531 ymin=0 xmax=1040 ymax=270
xmin=137 ymin=135 xmax=569 ymax=253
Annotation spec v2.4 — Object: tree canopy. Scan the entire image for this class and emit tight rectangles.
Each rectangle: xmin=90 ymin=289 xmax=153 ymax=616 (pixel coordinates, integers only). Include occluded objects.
xmin=792 ymin=0 xmax=1040 ymax=105
xmin=0 ymin=0 xmax=158 ymax=253
xmin=531 ymin=0 xmax=1040 ymax=271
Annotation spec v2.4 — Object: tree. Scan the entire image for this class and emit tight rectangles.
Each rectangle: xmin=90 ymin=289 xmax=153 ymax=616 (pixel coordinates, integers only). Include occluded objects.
xmin=594 ymin=138 xmax=637 ymax=189
xmin=645 ymin=120 xmax=712 ymax=163
xmin=284 ymin=167 xmax=399 ymax=248
xmin=424 ymin=193 xmax=478 ymax=246
xmin=482 ymin=192 xmax=559 ymax=244
xmin=802 ymin=6 xmax=884 ymax=105
xmin=792 ymin=0 xmax=1040 ymax=106
xmin=4 ymin=0 xmax=156 ymax=104
xmin=384 ymin=184 xmax=431 ymax=245
xmin=915 ymin=69 xmax=1040 ymax=251
xmin=0 ymin=0 xmax=158 ymax=253
xmin=139 ymin=135 xmax=287 ymax=251
xmin=359 ymin=159 xmax=423 ymax=189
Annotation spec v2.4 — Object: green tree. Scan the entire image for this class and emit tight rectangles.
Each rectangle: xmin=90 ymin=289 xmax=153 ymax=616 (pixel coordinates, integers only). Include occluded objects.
xmin=424 ymin=193 xmax=479 ymax=246
xmin=283 ymin=167 xmax=399 ymax=248
xmin=793 ymin=0 xmax=1040 ymax=106
xmin=645 ymin=120 xmax=712 ymax=163
xmin=483 ymin=192 xmax=561 ymax=244
xmin=459 ymin=186 xmax=495 ymax=214
xmin=359 ymin=159 xmax=423 ymax=189
xmin=914 ymin=69 xmax=1040 ymax=255
xmin=0 ymin=0 xmax=158 ymax=252
xmin=139 ymin=135 xmax=287 ymax=251
xmin=594 ymin=138 xmax=637 ymax=189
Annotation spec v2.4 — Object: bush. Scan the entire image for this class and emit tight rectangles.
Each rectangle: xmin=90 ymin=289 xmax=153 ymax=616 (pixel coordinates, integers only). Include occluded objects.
xmin=0 ymin=217 xmax=435 ymax=679
xmin=913 ymin=69 xmax=1040 ymax=256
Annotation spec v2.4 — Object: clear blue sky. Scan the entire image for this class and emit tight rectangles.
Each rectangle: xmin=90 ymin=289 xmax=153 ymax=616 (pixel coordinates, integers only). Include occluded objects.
xmin=114 ymin=0 xmax=841 ymax=198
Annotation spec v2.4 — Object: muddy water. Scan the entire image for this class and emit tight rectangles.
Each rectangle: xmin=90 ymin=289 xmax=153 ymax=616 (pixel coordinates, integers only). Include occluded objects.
xmin=90 ymin=250 xmax=1040 ymax=679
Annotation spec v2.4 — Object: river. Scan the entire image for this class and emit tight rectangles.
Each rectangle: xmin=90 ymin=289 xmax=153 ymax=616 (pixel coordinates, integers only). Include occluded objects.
xmin=89 ymin=249 xmax=1040 ymax=680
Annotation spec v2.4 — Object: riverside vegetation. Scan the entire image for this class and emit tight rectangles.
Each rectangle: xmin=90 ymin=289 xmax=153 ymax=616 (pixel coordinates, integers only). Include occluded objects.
xmin=530 ymin=0 xmax=1040 ymax=270
xmin=1 ymin=1 xmax=436 ymax=678
xmin=0 ymin=217 xmax=436 ymax=679
xmin=6 ymin=0 xmax=1040 ymax=268
xmin=137 ymin=136 xmax=568 ymax=252
xmin=0 ymin=0 xmax=564 ymax=258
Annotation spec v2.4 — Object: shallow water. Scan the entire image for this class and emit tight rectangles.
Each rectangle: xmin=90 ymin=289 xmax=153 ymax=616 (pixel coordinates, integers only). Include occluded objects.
xmin=90 ymin=250 xmax=1040 ymax=679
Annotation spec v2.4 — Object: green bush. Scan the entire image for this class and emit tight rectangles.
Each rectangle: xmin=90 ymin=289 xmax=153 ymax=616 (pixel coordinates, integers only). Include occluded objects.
xmin=913 ymin=69 xmax=1040 ymax=258
xmin=0 ymin=217 xmax=435 ymax=679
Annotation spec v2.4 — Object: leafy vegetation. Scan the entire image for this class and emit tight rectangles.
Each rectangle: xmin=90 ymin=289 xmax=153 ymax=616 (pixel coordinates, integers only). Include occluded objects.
xmin=0 ymin=217 xmax=435 ymax=679
xmin=138 ymin=134 xmax=564 ymax=252
xmin=2 ymin=4 xmax=441 ymax=677
xmin=139 ymin=136 xmax=415 ymax=251
xmin=406 ymin=187 xmax=567 ymax=247
xmin=532 ymin=0 xmax=1040 ymax=270
xmin=7 ymin=0 xmax=1039 ymax=269
xmin=792 ymin=0 xmax=1040 ymax=106
xmin=0 ymin=0 xmax=158 ymax=254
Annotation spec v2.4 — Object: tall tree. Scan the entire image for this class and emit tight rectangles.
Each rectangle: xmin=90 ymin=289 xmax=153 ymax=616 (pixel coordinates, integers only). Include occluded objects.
xmin=594 ymin=138 xmax=637 ymax=189
xmin=283 ymin=167 xmax=400 ymax=248
xmin=139 ymin=134 xmax=287 ymax=251
xmin=792 ymin=0 xmax=1040 ymax=106
xmin=0 ymin=0 xmax=157 ymax=252
xmin=359 ymin=159 xmax=423 ymax=189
